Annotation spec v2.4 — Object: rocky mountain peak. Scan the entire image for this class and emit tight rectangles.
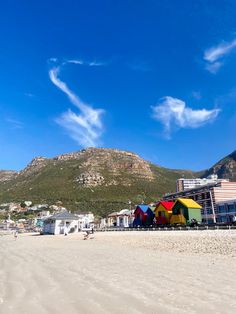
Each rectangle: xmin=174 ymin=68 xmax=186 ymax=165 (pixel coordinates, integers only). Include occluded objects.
xmin=20 ymin=156 xmax=48 ymax=176
xmin=16 ymin=148 xmax=155 ymax=183
xmin=0 ymin=170 xmax=18 ymax=182
xmin=202 ymin=150 xmax=236 ymax=180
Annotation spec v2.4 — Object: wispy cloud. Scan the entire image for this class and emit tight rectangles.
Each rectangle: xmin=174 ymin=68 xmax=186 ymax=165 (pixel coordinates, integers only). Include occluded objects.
xmin=67 ymin=59 xmax=105 ymax=67
xmin=204 ymin=38 xmax=236 ymax=73
xmin=205 ymin=61 xmax=223 ymax=74
xmin=49 ymin=57 xmax=58 ymax=63
xmin=152 ymin=96 xmax=220 ymax=138
xmin=67 ymin=59 xmax=84 ymax=65
xmin=192 ymin=91 xmax=202 ymax=100
xmin=6 ymin=118 xmax=24 ymax=129
xmin=49 ymin=61 xmax=105 ymax=147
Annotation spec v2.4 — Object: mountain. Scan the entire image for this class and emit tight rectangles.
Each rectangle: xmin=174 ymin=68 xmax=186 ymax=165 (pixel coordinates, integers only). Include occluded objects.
xmin=0 ymin=148 xmax=195 ymax=217
xmin=2 ymin=148 xmax=235 ymax=217
xmin=0 ymin=170 xmax=18 ymax=182
xmin=201 ymin=150 xmax=236 ymax=181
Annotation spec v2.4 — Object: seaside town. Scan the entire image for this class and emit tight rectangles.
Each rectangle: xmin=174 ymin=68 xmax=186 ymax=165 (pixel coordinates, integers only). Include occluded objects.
xmin=1 ymin=174 xmax=236 ymax=235
xmin=1 ymin=1 xmax=236 ymax=313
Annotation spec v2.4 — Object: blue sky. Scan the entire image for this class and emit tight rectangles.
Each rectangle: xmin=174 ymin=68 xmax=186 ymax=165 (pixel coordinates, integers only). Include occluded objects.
xmin=0 ymin=0 xmax=236 ymax=171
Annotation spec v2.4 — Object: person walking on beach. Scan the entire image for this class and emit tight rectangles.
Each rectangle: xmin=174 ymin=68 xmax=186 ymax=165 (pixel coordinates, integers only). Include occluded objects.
xmin=13 ymin=230 xmax=18 ymax=240
xmin=64 ymin=226 xmax=68 ymax=236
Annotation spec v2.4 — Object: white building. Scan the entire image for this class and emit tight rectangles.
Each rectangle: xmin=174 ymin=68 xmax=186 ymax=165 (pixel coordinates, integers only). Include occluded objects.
xmin=101 ymin=209 xmax=134 ymax=228
xmin=77 ymin=213 xmax=94 ymax=230
xmin=116 ymin=209 xmax=134 ymax=227
xmin=42 ymin=211 xmax=79 ymax=235
xmin=176 ymin=175 xmax=229 ymax=192
xmin=38 ymin=210 xmax=51 ymax=218
xmin=24 ymin=201 xmax=32 ymax=207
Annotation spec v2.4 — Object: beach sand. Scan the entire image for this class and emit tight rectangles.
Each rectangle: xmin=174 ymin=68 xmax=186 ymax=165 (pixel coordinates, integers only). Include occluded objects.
xmin=0 ymin=230 xmax=236 ymax=314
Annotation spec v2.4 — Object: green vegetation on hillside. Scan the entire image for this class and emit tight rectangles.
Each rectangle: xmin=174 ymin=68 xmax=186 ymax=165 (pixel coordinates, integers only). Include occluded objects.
xmin=0 ymin=156 xmax=196 ymax=217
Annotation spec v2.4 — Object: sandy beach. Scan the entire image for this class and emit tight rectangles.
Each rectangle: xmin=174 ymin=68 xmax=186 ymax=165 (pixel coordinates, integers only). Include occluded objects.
xmin=0 ymin=230 xmax=236 ymax=314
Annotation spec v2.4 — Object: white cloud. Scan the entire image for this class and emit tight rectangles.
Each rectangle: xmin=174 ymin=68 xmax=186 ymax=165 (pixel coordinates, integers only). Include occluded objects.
xmin=204 ymin=39 xmax=236 ymax=63
xmin=67 ymin=59 xmax=84 ymax=65
xmin=205 ymin=61 xmax=223 ymax=74
xmin=55 ymin=109 xmax=103 ymax=147
xmin=152 ymin=96 xmax=220 ymax=138
xmin=49 ymin=63 xmax=104 ymax=147
xmin=204 ymin=38 xmax=236 ymax=73
xmin=88 ymin=61 xmax=104 ymax=66
xmin=67 ymin=59 xmax=105 ymax=67
xmin=6 ymin=118 xmax=24 ymax=129
xmin=49 ymin=57 xmax=58 ymax=63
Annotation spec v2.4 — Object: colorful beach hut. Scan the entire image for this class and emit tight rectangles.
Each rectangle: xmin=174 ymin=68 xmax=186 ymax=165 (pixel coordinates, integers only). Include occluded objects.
xmin=154 ymin=201 xmax=174 ymax=225
xmin=133 ymin=205 xmax=155 ymax=226
xmin=170 ymin=198 xmax=202 ymax=225
xmin=146 ymin=206 xmax=155 ymax=225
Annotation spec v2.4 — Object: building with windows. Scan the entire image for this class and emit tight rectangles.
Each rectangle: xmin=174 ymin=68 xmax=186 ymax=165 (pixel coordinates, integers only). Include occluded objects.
xmin=163 ymin=181 xmax=236 ymax=224
xmin=101 ymin=209 xmax=134 ymax=228
xmin=176 ymin=175 xmax=228 ymax=192
xmin=42 ymin=211 xmax=79 ymax=235
xmin=216 ymin=199 xmax=236 ymax=223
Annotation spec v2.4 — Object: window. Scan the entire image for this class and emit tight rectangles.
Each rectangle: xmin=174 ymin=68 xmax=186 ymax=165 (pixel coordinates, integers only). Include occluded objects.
xmin=217 ymin=216 xmax=227 ymax=223
xmin=228 ymin=204 xmax=235 ymax=213
xmin=218 ymin=205 xmax=226 ymax=213
xmin=206 ymin=200 xmax=211 ymax=207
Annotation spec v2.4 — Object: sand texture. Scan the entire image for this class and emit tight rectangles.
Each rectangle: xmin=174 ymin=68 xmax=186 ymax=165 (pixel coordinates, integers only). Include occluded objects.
xmin=0 ymin=230 xmax=236 ymax=314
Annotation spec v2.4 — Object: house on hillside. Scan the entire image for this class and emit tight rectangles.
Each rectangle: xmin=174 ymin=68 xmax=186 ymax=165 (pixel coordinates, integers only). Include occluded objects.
xmin=133 ymin=205 xmax=155 ymax=226
xmin=170 ymin=198 xmax=202 ymax=225
xmin=42 ymin=211 xmax=79 ymax=235
xmin=154 ymin=201 xmax=174 ymax=225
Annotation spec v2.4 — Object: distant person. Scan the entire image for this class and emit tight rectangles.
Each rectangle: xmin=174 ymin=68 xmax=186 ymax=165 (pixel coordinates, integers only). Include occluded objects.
xmin=13 ymin=230 xmax=18 ymax=240
xmin=83 ymin=230 xmax=90 ymax=240
xmin=64 ymin=226 xmax=68 ymax=236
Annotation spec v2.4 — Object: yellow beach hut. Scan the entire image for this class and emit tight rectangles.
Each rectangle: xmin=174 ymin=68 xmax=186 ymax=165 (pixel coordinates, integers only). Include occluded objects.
xmin=154 ymin=201 xmax=174 ymax=225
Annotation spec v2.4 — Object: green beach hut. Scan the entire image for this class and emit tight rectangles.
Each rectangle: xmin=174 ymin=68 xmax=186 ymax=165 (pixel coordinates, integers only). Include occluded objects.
xmin=170 ymin=198 xmax=202 ymax=225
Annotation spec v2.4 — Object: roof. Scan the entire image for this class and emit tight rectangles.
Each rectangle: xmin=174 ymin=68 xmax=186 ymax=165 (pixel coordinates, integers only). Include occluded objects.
xmin=118 ymin=209 xmax=132 ymax=215
xmin=163 ymin=182 xmax=218 ymax=198
xmin=136 ymin=205 xmax=149 ymax=213
xmin=155 ymin=201 xmax=174 ymax=211
xmin=149 ymin=206 xmax=156 ymax=212
xmin=176 ymin=198 xmax=202 ymax=209
xmin=108 ymin=212 xmax=118 ymax=217
xmin=46 ymin=211 xmax=79 ymax=221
